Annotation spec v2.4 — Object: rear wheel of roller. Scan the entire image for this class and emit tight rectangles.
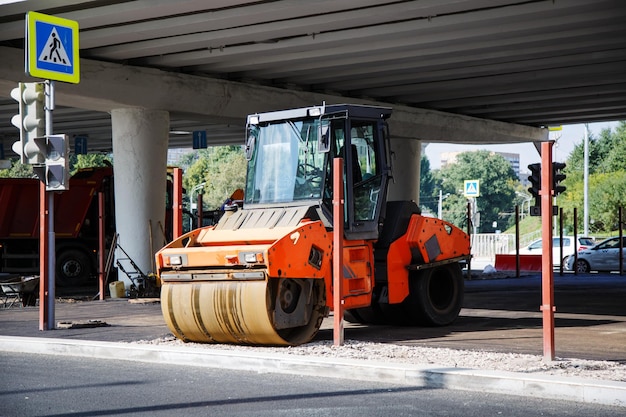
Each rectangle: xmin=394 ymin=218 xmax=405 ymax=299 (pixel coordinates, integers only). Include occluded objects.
xmin=401 ymin=263 xmax=464 ymax=326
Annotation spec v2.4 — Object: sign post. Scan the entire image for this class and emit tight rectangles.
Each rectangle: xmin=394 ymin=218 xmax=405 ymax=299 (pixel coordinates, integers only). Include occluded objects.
xmin=23 ymin=11 xmax=80 ymax=330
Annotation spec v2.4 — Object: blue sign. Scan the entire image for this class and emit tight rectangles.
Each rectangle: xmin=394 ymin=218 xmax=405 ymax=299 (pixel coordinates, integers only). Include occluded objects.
xmin=74 ymin=136 xmax=88 ymax=155
xmin=27 ymin=11 xmax=80 ymax=84
xmin=464 ymin=180 xmax=480 ymax=197
xmin=193 ymin=131 xmax=207 ymax=149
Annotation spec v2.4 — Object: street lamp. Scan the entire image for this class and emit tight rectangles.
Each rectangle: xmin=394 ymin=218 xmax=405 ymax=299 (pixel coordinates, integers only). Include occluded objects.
xmin=189 ymin=182 xmax=206 ymax=229
xmin=438 ymin=190 xmax=451 ymax=219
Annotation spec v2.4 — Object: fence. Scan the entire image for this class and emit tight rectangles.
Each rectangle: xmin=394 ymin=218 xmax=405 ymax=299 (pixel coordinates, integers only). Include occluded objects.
xmin=470 ymin=231 xmax=541 ymax=258
xmin=471 ymin=234 xmax=514 ymax=259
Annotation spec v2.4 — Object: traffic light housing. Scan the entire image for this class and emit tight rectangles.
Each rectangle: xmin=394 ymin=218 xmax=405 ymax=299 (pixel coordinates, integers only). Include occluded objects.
xmin=10 ymin=82 xmax=46 ymax=164
xmin=527 ymin=163 xmax=541 ymax=216
xmin=45 ymin=134 xmax=70 ymax=191
xmin=552 ymin=162 xmax=566 ymax=196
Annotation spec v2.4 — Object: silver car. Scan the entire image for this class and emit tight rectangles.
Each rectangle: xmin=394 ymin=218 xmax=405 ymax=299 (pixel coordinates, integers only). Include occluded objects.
xmin=566 ymin=236 xmax=626 ymax=273
xmin=517 ymin=236 xmax=595 ymax=267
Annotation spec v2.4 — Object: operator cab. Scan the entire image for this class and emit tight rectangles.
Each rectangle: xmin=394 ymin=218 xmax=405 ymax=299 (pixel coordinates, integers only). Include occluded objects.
xmin=244 ymin=104 xmax=392 ymax=240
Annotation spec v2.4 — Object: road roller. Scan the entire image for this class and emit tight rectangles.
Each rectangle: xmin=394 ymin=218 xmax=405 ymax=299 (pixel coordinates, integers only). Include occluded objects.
xmin=155 ymin=104 xmax=471 ymax=346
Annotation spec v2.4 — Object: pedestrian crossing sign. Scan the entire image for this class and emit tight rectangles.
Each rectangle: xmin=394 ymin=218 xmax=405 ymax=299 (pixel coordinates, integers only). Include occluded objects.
xmin=464 ymin=180 xmax=480 ymax=197
xmin=27 ymin=11 xmax=80 ymax=84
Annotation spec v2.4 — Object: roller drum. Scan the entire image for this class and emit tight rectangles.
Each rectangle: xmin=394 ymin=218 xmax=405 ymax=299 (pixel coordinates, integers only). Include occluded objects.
xmin=161 ymin=278 xmax=325 ymax=346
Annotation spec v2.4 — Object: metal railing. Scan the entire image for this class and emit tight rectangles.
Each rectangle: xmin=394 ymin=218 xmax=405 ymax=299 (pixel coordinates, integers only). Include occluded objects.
xmin=470 ymin=231 xmax=541 ymax=258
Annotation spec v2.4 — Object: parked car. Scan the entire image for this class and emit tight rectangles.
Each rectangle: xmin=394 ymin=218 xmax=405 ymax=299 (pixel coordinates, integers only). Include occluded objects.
xmin=516 ymin=236 xmax=595 ymax=267
xmin=566 ymin=236 xmax=626 ymax=273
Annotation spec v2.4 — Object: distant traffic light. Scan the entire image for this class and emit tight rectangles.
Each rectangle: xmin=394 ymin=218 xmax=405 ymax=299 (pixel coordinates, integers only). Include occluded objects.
xmin=552 ymin=162 xmax=566 ymax=196
xmin=527 ymin=163 xmax=541 ymax=216
xmin=528 ymin=163 xmax=541 ymax=197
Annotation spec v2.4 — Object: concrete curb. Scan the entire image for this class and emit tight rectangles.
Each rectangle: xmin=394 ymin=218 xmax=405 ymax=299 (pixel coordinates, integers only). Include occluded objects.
xmin=1 ymin=336 xmax=625 ymax=408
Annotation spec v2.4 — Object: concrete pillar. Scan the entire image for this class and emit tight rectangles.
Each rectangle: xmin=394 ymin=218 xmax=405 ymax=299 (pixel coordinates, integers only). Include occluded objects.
xmin=111 ymin=108 xmax=169 ymax=289
xmin=387 ymin=138 xmax=421 ymax=203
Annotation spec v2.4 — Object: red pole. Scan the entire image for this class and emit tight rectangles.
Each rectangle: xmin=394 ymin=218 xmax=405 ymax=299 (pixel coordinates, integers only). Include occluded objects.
xmin=515 ymin=205 xmax=520 ymax=278
xmin=38 ymin=181 xmax=49 ymax=331
xmin=617 ymin=206 xmax=624 ymax=276
xmin=573 ymin=208 xmax=578 ymax=276
xmin=333 ymin=157 xmax=344 ymax=346
xmin=559 ymin=207 xmax=564 ymax=276
xmin=98 ymin=192 xmax=105 ymax=300
xmin=172 ymin=167 xmax=183 ymax=240
xmin=540 ymin=141 xmax=555 ymax=361
xmin=466 ymin=201 xmax=472 ymax=280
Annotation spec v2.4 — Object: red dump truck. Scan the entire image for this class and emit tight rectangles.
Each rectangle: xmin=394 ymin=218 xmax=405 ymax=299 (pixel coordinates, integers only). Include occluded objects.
xmin=0 ymin=166 xmax=115 ymax=287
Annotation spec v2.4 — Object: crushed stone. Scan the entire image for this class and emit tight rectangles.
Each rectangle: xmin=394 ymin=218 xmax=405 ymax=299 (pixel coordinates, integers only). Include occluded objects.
xmin=133 ymin=337 xmax=626 ymax=382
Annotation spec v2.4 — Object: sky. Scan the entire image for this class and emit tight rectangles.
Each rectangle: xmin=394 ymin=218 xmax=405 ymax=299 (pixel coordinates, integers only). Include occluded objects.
xmin=423 ymin=121 xmax=620 ymax=171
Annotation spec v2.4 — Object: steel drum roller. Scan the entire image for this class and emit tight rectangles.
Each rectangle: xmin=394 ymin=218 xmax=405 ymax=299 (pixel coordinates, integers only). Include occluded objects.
xmin=161 ymin=278 xmax=325 ymax=346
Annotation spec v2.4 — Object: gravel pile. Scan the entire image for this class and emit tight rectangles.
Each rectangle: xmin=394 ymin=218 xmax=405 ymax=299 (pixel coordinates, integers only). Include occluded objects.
xmin=137 ymin=337 xmax=626 ymax=382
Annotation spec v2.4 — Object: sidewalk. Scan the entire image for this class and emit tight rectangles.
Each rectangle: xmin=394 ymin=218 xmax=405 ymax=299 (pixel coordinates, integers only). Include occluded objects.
xmin=1 ymin=290 xmax=626 ymax=408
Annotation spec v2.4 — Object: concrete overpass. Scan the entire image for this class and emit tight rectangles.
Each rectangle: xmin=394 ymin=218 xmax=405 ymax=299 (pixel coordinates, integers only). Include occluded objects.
xmin=0 ymin=0 xmax=625 ymax=280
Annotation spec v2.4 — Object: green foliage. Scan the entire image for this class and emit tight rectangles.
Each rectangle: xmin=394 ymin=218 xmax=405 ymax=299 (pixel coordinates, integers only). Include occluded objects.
xmin=588 ymin=171 xmax=626 ymax=231
xmin=180 ymin=146 xmax=247 ymax=210
xmin=0 ymin=159 xmax=34 ymax=178
xmin=70 ymin=153 xmax=112 ymax=174
xmin=438 ymin=150 xmax=518 ymax=232
xmin=0 ymin=154 xmax=112 ymax=178
xmin=418 ymin=155 xmax=438 ymax=214
xmin=503 ymin=214 xmax=541 ymax=236
xmin=560 ymin=121 xmax=626 ymax=234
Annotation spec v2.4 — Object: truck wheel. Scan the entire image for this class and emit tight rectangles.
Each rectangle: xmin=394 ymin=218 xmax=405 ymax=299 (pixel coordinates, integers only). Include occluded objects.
xmin=402 ymin=263 xmax=464 ymax=326
xmin=56 ymin=249 xmax=92 ymax=287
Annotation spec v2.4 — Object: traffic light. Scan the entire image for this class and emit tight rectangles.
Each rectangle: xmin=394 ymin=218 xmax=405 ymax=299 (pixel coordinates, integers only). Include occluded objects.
xmin=527 ymin=163 xmax=541 ymax=216
xmin=10 ymin=82 xmax=46 ymax=164
xmin=45 ymin=134 xmax=70 ymax=191
xmin=528 ymin=163 xmax=541 ymax=197
xmin=552 ymin=162 xmax=566 ymax=196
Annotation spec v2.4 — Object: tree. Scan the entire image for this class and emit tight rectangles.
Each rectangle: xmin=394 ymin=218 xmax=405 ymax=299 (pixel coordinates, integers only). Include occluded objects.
xmin=565 ymin=122 xmax=626 ymax=179
xmin=181 ymin=146 xmax=247 ymax=210
xmin=439 ymin=150 xmax=518 ymax=232
xmin=1 ymin=153 xmax=113 ymax=178
xmin=561 ymin=121 xmax=626 ymax=233
xmin=589 ymin=172 xmax=626 ymax=231
xmin=599 ymin=122 xmax=626 ymax=173
xmin=419 ymin=155 xmax=438 ymax=215
xmin=70 ymin=153 xmax=113 ymax=174
xmin=0 ymin=159 xmax=33 ymax=178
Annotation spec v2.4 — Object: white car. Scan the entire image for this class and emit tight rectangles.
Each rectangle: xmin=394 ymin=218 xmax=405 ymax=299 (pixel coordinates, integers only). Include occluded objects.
xmin=566 ymin=236 xmax=626 ymax=273
xmin=517 ymin=236 xmax=595 ymax=267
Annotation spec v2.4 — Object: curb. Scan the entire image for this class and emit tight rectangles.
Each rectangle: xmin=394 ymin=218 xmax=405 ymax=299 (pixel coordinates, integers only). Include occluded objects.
xmin=1 ymin=336 xmax=624 ymax=408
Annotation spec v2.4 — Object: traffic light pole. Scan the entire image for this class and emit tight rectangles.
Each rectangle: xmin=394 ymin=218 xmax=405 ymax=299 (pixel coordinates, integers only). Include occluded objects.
xmin=38 ymin=180 xmax=49 ymax=330
xmin=540 ymin=141 xmax=555 ymax=361
xmin=41 ymin=80 xmax=55 ymax=330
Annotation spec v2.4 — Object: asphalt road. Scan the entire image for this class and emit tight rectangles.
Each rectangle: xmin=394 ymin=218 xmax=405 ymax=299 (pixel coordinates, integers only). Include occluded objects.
xmin=1 ymin=352 xmax=624 ymax=417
